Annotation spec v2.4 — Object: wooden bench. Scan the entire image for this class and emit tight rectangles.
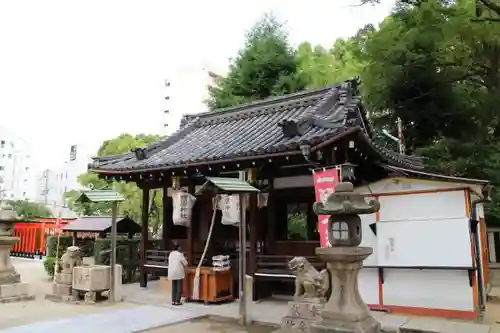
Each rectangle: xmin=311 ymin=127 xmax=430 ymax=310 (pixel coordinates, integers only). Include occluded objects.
xmin=143 ymin=250 xmax=169 ymax=278
xmin=143 ymin=250 xmax=204 ymax=280
xmin=253 ymin=255 xmax=326 ymax=301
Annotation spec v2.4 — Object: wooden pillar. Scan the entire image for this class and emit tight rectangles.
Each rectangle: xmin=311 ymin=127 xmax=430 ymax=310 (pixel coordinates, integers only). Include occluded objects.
xmin=187 ymin=179 xmax=195 ymax=265
xmin=248 ymin=191 xmax=258 ymax=275
xmin=139 ymin=185 xmax=150 ymax=288
xmin=266 ymin=175 xmax=275 ymax=254
xmin=72 ymin=232 xmax=77 ymax=246
xmin=162 ymin=186 xmax=173 ymax=250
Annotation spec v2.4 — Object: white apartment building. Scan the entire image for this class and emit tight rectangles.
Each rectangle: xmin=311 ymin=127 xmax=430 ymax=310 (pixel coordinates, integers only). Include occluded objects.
xmin=35 ymin=143 xmax=91 ymax=216
xmin=162 ymin=64 xmax=220 ymax=134
xmin=0 ymin=128 xmax=35 ymax=202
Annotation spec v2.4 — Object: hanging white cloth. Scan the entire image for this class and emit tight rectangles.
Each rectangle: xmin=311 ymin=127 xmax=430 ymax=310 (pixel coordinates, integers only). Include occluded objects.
xmin=172 ymin=190 xmax=196 ymax=227
xmin=218 ymin=194 xmax=241 ymax=225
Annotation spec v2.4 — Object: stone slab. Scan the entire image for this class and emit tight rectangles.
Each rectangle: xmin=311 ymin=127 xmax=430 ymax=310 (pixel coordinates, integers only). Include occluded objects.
xmin=0 ymin=271 xmax=21 ymax=285
xmin=55 ymin=272 xmax=72 ymax=285
xmin=0 ymin=305 xmax=204 ymax=333
xmin=380 ymin=315 xmax=410 ymax=333
xmin=400 ymin=318 xmax=490 ymax=333
xmin=0 ymin=294 xmax=35 ymax=303
xmin=0 ymin=282 xmax=30 ymax=298
xmin=44 ymin=293 xmax=73 ymax=303
xmin=52 ymin=283 xmax=71 ymax=295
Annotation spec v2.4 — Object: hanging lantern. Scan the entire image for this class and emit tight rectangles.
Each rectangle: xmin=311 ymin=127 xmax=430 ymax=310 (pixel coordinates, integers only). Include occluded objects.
xmin=338 ymin=163 xmax=356 ymax=182
xmin=218 ymin=194 xmax=241 ymax=226
xmin=172 ymin=190 xmax=196 ymax=227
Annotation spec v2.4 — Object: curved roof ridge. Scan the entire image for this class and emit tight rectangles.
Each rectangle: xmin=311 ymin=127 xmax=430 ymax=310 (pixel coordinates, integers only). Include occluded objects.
xmin=182 ymin=84 xmax=339 ymax=122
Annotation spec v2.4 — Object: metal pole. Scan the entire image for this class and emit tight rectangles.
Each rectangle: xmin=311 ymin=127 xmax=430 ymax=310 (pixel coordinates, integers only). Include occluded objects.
xmin=109 ymin=202 xmax=118 ymax=302
xmin=238 ymin=171 xmax=247 ymax=326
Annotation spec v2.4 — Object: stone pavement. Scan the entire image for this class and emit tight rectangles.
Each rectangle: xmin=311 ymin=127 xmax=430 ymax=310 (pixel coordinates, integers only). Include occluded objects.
xmin=122 ymin=281 xmax=493 ymax=333
xmin=2 ymin=258 xmax=498 ymax=333
xmin=0 ymin=305 xmax=204 ymax=333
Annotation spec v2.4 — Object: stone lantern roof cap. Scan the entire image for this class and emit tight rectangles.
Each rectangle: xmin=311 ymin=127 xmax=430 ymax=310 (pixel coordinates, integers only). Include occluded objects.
xmin=313 ymin=182 xmax=380 ymax=216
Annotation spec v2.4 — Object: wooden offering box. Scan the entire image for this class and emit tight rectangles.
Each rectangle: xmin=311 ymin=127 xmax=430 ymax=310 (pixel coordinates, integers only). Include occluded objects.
xmin=182 ymin=266 xmax=233 ymax=304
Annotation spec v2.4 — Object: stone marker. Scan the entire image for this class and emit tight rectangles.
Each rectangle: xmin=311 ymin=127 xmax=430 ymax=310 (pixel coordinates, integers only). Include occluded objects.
xmin=0 ymin=208 xmax=34 ymax=303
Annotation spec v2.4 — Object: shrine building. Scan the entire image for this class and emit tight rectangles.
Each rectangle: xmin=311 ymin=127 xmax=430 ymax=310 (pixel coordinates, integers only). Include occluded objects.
xmin=89 ymin=79 xmax=491 ymax=320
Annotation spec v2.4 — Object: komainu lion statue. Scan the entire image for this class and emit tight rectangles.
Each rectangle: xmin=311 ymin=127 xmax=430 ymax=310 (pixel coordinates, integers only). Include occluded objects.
xmin=288 ymin=256 xmax=330 ymax=301
xmin=60 ymin=246 xmax=83 ymax=274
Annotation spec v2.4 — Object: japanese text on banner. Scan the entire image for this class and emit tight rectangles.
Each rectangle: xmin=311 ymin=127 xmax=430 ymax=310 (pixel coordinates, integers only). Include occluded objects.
xmin=313 ymin=168 xmax=339 ymax=247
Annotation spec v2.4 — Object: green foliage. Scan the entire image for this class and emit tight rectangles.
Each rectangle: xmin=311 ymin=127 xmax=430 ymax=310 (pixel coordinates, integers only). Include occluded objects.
xmin=207 ymin=14 xmax=306 ymax=109
xmin=43 ymin=257 xmax=57 ymax=277
xmin=93 ymin=237 xmax=140 ymax=283
xmin=65 ymin=133 xmax=162 ymax=230
xmin=300 ymin=0 xmax=500 ymax=223
xmin=6 ymin=200 xmax=53 ymax=218
xmin=354 ymin=0 xmax=500 ymax=223
xmin=46 ymin=235 xmax=73 ymax=258
xmin=287 ymin=212 xmax=308 ymax=240
xmin=296 ymin=25 xmax=374 ymax=88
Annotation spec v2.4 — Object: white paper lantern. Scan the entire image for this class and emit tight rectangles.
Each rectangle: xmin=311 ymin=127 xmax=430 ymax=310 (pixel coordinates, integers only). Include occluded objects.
xmin=218 ymin=194 xmax=240 ymax=226
xmin=172 ymin=191 xmax=196 ymax=227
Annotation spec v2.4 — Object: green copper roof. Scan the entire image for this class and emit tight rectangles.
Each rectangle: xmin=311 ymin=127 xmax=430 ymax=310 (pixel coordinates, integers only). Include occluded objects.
xmin=197 ymin=177 xmax=260 ymax=195
xmin=76 ymin=190 xmax=125 ymax=203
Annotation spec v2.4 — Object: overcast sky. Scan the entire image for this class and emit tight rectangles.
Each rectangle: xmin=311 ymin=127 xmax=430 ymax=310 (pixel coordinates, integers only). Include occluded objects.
xmin=0 ymin=0 xmax=394 ymax=172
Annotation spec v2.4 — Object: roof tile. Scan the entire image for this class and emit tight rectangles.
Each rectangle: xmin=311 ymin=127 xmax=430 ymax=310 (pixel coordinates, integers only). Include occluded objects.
xmin=90 ymin=79 xmax=425 ymax=173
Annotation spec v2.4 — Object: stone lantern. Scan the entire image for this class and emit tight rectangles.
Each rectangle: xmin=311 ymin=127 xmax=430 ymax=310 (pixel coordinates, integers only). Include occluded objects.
xmin=0 ymin=208 xmax=34 ymax=302
xmin=311 ymin=182 xmax=381 ymax=333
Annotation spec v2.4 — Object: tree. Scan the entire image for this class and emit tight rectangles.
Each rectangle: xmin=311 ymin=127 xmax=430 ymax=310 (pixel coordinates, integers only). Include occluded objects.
xmin=349 ymin=0 xmax=500 ymax=224
xmin=6 ymin=200 xmax=53 ymax=218
xmin=65 ymin=133 xmax=163 ymax=232
xmin=296 ymin=25 xmax=374 ymax=89
xmin=207 ymin=14 xmax=306 ymax=109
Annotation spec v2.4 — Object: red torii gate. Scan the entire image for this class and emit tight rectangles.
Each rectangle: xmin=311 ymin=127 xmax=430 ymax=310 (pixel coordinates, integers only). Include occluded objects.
xmin=11 ymin=217 xmax=76 ymax=259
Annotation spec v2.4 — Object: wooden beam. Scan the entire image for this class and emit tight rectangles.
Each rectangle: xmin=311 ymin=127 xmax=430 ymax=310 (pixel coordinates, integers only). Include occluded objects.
xmin=187 ymin=179 xmax=195 ymax=265
xmin=139 ymin=186 xmax=150 ymax=288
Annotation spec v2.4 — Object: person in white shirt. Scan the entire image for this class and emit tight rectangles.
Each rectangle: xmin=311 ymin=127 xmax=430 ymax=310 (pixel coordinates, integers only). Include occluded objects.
xmin=168 ymin=243 xmax=188 ymax=305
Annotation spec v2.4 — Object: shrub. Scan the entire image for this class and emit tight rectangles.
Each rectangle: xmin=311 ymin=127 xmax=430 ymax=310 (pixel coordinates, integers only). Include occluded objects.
xmin=43 ymin=257 xmax=58 ymax=277
xmin=46 ymin=236 xmax=73 ymax=258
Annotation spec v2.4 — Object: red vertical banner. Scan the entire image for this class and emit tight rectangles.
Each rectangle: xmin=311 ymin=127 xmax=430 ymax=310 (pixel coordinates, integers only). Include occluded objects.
xmin=313 ymin=168 xmax=339 ymax=247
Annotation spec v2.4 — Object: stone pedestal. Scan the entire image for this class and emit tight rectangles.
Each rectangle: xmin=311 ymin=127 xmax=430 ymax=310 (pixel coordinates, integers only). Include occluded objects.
xmin=277 ymin=300 xmax=325 ymax=333
xmin=0 ymin=236 xmax=34 ymax=303
xmin=45 ymin=272 xmax=74 ymax=302
xmin=73 ymin=264 xmax=122 ymax=303
xmin=311 ymin=247 xmax=380 ymax=333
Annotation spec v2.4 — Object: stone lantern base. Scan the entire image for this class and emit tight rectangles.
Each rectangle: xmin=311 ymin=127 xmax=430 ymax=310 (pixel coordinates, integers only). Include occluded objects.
xmin=0 ymin=237 xmax=34 ymax=303
xmin=311 ymin=247 xmax=380 ymax=333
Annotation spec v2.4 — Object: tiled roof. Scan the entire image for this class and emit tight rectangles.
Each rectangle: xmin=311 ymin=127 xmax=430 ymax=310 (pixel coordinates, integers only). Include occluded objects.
xmin=90 ymin=79 xmax=425 ymax=173
xmin=62 ymin=216 xmax=141 ymax=233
